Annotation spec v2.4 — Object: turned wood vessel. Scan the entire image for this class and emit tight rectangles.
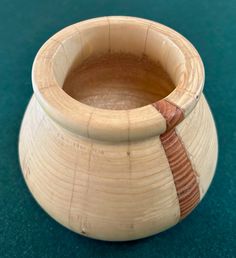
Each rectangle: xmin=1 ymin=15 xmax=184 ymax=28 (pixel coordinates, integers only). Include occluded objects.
xmin=19 ymin=16 xmax=218 ymax=241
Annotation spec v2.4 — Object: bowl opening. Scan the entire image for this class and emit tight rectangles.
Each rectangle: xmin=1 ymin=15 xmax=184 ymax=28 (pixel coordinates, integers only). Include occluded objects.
xmin=52 ymin=18 xmax=186 ymax=110
xmin=33 ymin=17 xmax=204 ymax=141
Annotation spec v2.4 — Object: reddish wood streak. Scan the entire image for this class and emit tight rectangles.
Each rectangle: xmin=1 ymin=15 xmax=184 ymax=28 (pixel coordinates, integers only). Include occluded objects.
xmin=153 ymin=99 xmax=184 ymax=131
xmin=153 ymin=99 xmax=200 ymax=219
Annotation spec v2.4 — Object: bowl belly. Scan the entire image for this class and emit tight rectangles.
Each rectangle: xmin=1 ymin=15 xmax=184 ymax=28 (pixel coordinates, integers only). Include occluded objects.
xmin=19 ymin=94 xmax=217 ymax=241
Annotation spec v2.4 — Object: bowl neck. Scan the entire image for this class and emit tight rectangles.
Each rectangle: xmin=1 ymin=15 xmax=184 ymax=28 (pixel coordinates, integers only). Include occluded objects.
xmin=32 ymin=16 xmax=204 ymax=142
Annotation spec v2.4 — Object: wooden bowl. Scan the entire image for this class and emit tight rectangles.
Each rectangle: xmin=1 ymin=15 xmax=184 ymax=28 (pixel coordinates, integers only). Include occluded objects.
xmin=19 ymin=16 xmax=218 ymax=241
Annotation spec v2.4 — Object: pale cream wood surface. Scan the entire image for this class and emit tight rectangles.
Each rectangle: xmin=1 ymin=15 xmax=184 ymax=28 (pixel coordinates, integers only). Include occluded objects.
xmin=176 ymin=95 xmax=218 ymax=199
xmin=19 ymin=16 xmax=218 ymax=241
xmin=32 ymin=16 xmax=204 ymax=141
xmin=19 ymin=96 xmax=180 ymax=241
xmin=19 ymin=92 xmax=217 ymax=240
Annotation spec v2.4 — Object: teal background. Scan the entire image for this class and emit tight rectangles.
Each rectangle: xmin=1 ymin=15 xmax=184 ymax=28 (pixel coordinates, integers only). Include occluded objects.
xmin=0 ymin=0 xmax=235 ymax=257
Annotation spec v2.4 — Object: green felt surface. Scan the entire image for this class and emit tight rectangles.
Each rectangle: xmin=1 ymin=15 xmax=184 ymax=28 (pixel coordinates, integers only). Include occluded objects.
xmin=0 ymin=0 xmax=236 ymax=257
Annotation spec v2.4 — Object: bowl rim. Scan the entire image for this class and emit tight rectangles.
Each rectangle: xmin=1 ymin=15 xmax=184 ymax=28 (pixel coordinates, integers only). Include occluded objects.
xmin=32 ymin=16 xmax=204 ymax=141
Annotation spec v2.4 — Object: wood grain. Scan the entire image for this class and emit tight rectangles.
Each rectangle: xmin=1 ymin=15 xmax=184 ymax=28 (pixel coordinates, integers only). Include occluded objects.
xmin=63 ymin=53 xmax=175 ymax=110
xmin=19 ymin=16 xmax=217 ymax=241
xmin=153 ymin=99 xmax=200 ymax=218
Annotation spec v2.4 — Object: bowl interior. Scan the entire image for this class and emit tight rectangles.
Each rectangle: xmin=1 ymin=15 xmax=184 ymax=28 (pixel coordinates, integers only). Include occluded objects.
xmin=51 ymin=19 xmax=186 ymax=110
xmin=63 ymin=52 xmax=175 ymax=110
